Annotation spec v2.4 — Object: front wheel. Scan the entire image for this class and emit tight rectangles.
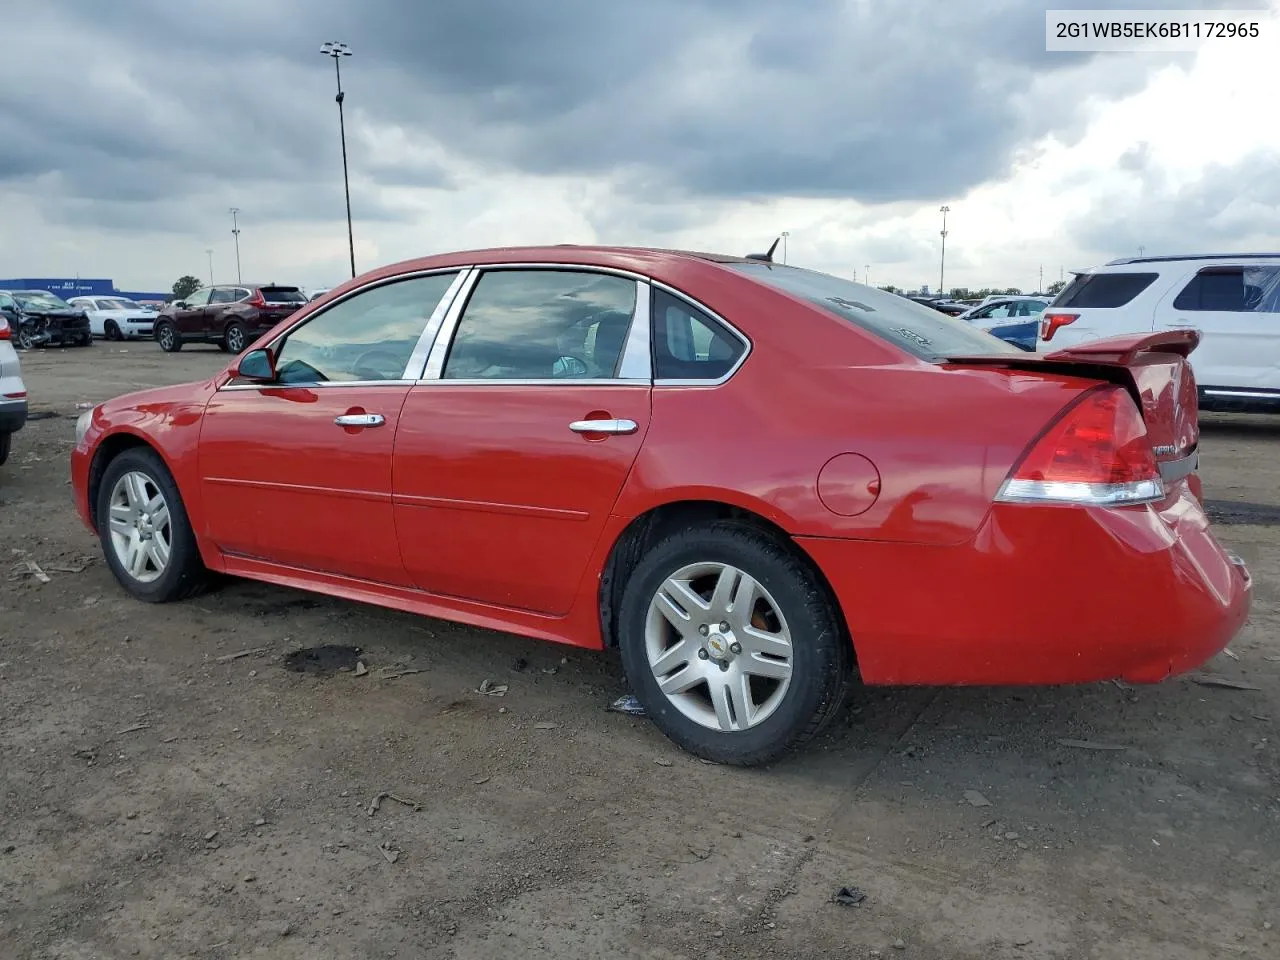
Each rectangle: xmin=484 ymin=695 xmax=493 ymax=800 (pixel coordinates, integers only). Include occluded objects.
xmin=617 ymin=521 xmax=852 ymax=766
xmin=155 ymin=321 xmax=182 ymax=352
xmin=16 ymin=328 xmax=35 ymax=351
xmin=104 ymin=320 xmax=122 ymax=341
xmin=96 ymin=447 xmax=208 ymax=602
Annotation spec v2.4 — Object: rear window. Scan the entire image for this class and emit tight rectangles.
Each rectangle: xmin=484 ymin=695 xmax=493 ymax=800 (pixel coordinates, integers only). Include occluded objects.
xmin=260 ymin=286 xmax=307 ymax=304
xmin=1051 ymin=272 xmax=1158 ymax=309
xmin=725 ymin=262 xmax=1020 ymax=360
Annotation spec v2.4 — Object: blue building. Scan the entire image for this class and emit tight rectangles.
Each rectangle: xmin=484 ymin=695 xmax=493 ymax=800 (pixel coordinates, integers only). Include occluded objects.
xmin=0 ymin=277 xmax=170 ymax=303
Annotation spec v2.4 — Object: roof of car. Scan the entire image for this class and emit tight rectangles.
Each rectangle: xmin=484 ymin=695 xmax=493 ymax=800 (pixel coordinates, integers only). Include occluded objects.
xmin=1104 ymin=253 xmax=1280 ymax=266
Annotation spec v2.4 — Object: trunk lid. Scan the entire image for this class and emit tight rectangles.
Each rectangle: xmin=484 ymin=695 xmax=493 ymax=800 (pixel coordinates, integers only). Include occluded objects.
xmin=945 ymin=329 xmax=1200 ymax=472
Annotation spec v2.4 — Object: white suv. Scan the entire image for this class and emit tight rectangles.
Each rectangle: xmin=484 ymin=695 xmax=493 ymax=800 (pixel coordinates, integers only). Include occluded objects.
xmin=1039 ymin=254 xmax=1280 ymax=412
xmin=0 ymin=311 xmax=28 ymax=465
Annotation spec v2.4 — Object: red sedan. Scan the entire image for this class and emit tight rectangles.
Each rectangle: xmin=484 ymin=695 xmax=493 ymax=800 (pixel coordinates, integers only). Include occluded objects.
xmin=71 ymin=246 xmax=1252 ymax=765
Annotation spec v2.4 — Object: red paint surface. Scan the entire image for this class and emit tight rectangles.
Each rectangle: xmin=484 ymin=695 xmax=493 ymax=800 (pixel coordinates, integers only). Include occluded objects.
xmin=70 ymin=247 xmax=1250 ymax=685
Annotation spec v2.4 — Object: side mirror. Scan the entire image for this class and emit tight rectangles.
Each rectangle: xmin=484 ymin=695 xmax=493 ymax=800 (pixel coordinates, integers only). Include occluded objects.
xmin=235 ymin=348 xmax=276 ymax=381
xmin=173 ymin=301 xmax=187 ymax=309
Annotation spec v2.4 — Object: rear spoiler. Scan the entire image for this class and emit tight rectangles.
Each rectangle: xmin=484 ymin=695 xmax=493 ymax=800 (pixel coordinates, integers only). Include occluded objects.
xmin=944 ymin=329 xmax=1199 ymax=370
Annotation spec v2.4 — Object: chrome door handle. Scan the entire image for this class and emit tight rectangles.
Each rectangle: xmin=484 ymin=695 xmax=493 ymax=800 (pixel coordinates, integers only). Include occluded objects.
xmin=334 ymin=413 xmax=385 ymax=427
xmin=569 ymin=418 xmax=638 ymax=435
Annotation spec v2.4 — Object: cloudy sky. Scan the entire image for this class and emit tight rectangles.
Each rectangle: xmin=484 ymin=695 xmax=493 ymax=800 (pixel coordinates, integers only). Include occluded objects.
xmin=2 ymin=0 xmax=1278 ymax=295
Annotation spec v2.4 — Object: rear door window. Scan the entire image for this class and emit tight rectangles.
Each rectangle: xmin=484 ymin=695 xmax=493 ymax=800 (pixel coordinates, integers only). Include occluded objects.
xmin=209 ymin=288 xmax=235 ymax=304
xmin=726 ymin=262 xmax=1019 ymax=360
xmin=1173 ymin=266 xmax=1280 ymax=313
xmin=651 ymin=288 xmax=746 ymax=381
xmin=1052 ymin=272 xmax=1158 ymax=308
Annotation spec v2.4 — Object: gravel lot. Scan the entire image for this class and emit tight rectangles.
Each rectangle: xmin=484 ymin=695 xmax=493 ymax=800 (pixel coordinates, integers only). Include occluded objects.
xmin=2 ymin=342 xmax=1277 ymax=960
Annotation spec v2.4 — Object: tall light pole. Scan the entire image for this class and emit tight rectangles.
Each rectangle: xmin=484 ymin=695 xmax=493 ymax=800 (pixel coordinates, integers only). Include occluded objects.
xmin=939 ymin=205 xmax=950 ymax=296
xmin=229 ymin=208 xmax=242 ymax=283
xmin=864 ymin=264 xmax=871 ymax=287
xmin=781 ymin=231 xmax=790 ymax=265
xmin=321 ymin=41 xmax=356 ymax=279
xmin=206 ymin=248 xmax=214 ymax=285
xmin=1138 ymin=245 xmax=1145 ymax=257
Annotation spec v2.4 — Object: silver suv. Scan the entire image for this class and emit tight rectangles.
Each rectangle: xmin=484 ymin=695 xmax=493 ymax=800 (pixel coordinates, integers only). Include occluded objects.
xmin=0 ymin=310 xmax=28 ymax=465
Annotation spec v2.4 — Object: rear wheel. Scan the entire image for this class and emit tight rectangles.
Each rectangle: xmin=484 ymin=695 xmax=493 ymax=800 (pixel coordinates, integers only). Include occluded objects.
xmin=223 ymin=322 xmax=248 ymax=354
xmin=0 ymin=432 xmax=10 ymax=466
xmin=16 ymin=327 xmax=34 ymax=351
xmin=104 ymin=320 xmax=121 ymax=341
xmin=617 ymin=521 xmax=852 ymax=766
xmin=155 ymin=321 xmax=182 ymax=352
xmin=96 ymin=447 xmax=208 ymax=602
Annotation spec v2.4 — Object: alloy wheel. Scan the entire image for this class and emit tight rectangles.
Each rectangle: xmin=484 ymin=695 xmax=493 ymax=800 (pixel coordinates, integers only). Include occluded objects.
xmin=107 ymin=471 xmax=173 ymax=584
xmin=226 ymin=326 xmax=245 ymax=352
xmin=644 ymin=561 xmax=794 ymax=732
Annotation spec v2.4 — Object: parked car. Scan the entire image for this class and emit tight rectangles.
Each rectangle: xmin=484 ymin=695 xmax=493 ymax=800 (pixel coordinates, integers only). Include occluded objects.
xmin=308 ymin=287 xmax=332 ymax=302
xmin=0 ymin=290 xmax=92 ymax=349
xmin=0 ymin=311 xmax=28 ymax=465
xmin=1039 ymin=254 xmax=1280 ymax=412
xmin=71 ymin=246 xmax=1250 ymax=766
xmin=68 ymin=296 xmax=158 ymax=341
xmin=153 ymin=284 xmax=308 ymax=354
xmin=957 ymin=297 xmax=1050 ymax=350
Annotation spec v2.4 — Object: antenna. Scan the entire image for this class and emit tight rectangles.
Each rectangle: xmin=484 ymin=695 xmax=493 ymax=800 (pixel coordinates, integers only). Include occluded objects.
xmin=745 ymin=236 xmax=782 ymax=263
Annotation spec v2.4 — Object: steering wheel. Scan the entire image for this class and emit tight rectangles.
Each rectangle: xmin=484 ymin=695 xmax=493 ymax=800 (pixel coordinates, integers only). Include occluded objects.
xmin=351 ymin=348 xmax=408 ymax=381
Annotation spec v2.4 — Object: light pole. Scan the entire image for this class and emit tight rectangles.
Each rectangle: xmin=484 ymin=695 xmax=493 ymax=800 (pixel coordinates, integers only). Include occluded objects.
xmin=864 ymin=264 xmax=871 ymax=287
xmin=229 ymin=208 xmax=242 ymax=283
xmin=321 ymin=41 xmax=356 ymax=279
xmin=939 ymin=205 xmax=950 ymax=296
xmin=781 ymin=231 xmax=790 ymax=265
xmin=1138 ymin=245 xmax=1145 ymax=257
xmin=206 ymin=248 xmax=214 ymax=285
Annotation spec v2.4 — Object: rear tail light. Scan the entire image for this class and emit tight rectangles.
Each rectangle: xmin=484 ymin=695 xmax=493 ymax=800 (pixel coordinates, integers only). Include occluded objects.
xmin=247 ymin=291 xmax=267 ymax=308
xmin=0 ymin=318 xmax=9 ymax=340
xmin=997 ymin=386 xmax=1164 ymax=507
xmin=1040 ymin=312 xmax=1078 ymax=341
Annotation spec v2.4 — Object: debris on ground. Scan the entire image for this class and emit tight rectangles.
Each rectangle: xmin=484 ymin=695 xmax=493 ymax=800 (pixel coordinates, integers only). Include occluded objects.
xmin=1223 ymin=648 xmax=1239 ymax=661
xmin=533 ymin=721 xmax=559 ymax=730
xmin=607 ymin=694 xmax=647 ymax=717
xmin=1189 ymin=674 xmax=1261 ymax=691
xmin=353 ymin=661 xmax=368 ymax=677
xmin=832 ymin=886 xmax=867 ymax=906
xmin=477 ymin=679 xmax=508 ymax=697
xmin=116 ymin=723 xmax=151 ymax=736
xmin=963 ymin=790 xmax=992 ymax=807
xmin=379 ymin=668 xmax=423 ymax=680
xmin=654 ymin=758 xmax=673 ymax=767
xmin=10 ymin=560 xmax=51 ymax=584
xmin=377 ymin=841 xmax=400 ymax=864
xmin=367 ymin=792 xmax=422 ymax=816
xmin=1057 ymin=738 xmax=1128 ymax=751
xmin=892 ymin=938 xmax=906 ymax=950
xmin=214 ymin=647 xmax=267 ymax=663
xmin=282 ymin=645 xmax=362 ymax=676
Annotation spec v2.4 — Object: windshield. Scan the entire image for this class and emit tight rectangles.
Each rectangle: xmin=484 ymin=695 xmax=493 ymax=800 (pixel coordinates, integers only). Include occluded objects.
xmin=107 ymin=298 xmax=143 ymax=310
xmin=15 ymin=291 xmax=71 ymax=310
xmin=725 ymin=263 xmax=1021 ymax=360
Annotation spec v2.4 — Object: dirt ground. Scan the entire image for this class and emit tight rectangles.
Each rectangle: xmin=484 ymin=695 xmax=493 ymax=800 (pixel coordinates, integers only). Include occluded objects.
xmin=1 ymin=341 xmax=1277 ymax=960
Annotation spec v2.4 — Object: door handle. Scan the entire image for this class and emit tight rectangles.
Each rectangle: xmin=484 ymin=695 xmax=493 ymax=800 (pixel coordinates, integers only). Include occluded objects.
xmin=334 ymin=413 xmax=385 ymax=427
xmin=569 ymin=418 xmax=638 ymax=435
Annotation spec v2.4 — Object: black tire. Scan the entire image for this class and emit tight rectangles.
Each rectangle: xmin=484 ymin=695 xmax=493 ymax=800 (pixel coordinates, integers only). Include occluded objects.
xmin=79 ymin=333 xmax=93 ymax=347
xmin=156 ymin=321 xmax=182 ymax=352
xmin=617 ymin=521 xmax=852 ymax=766
xmin=16 ymin=328 xmax=35 ymax=351
xmin=96 ymin=447 xmax=208 ymax=603
xmin=223 ymin=321 xmax=248 ymax=355
xmin=0 ymin=432 xmax=10 ymax=466
xmin=104 ymin=320 xmax=121 ymax=341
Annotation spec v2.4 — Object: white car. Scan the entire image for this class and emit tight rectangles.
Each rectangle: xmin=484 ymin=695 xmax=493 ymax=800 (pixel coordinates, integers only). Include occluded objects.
xmin=68 ymin=296 xmax=158 ymax=341
xmin=956 ymin=296 xmax=1049 ymax=323
xmin=0 ymin=308 xmax=28 ymax=466
xmin=1039 ymin=254 xmax=1280 ymax=412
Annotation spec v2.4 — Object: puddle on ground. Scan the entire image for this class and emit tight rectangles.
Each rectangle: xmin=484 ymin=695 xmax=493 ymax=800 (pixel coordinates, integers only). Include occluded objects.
xmin=282 ymin=645 xmax=363 ymax=676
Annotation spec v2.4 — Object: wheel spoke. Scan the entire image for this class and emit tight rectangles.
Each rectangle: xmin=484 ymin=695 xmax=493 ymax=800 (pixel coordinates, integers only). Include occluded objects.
xmin=709 ymin=565 xmax=739 ymax=616
xmin=124 ymin=473 xmax=148 ymax=508
xmin=740 ymin=625 xmax=792 ymax=659
xmin=710 ymin=674 xmax=753 ymax=731
xmin=148 ymin=534 xmax=171 ymax=571
xmin=126 ymin=537 xmax=149 ymax=578
xmin=650 ymin=639 xmax=695 ymax=678
xmin=657 ymin=662 xmax=705 ymax=696
xmin=149 ymin=501 xmax=170 ymax=532
xmin=655 ymin=578 xmax=710 ymax=634
xmin=108 ymin=506 xmax=134 ymax=535
xmin=743 ymin=653 xmax=791 ymax=682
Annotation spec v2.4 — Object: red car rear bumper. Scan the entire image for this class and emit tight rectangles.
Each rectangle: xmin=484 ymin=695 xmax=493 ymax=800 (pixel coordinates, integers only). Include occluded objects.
xmin=798 ymin=483 xmax=1251 ymax=686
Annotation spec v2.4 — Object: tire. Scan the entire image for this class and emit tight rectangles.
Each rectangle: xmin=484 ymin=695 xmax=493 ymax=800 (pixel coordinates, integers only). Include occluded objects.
xmin=156 ymin=321 xmax=182 ymax=352
xmin=105 ymin=320 xmax=121 ymax=341
xmin=0 ymin=432 xmax=10 ymax=466
xmin=96 ymin=447 xmax=208 ymax=603
xmin=79 ymin=333 xmax=93 ymax=347
xmin=617 ymin=521 xmax=852 ymax=766
xmin=16 ymin=328 xmax=34 ymax=351
xmin=223 ymin=322 xmax=248 ymax=355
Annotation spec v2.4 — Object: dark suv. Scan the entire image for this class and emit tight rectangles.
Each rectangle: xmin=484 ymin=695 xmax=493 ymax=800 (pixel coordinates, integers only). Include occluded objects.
xmin=154 ymin=284 xmax=308 ymax=354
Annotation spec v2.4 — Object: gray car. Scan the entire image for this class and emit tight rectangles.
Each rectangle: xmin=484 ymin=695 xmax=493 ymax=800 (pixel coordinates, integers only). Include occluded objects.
xmin=0 ymin=302 xmax=29 ymax=465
